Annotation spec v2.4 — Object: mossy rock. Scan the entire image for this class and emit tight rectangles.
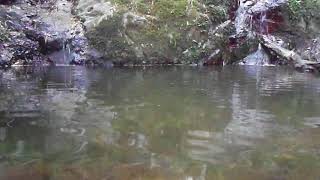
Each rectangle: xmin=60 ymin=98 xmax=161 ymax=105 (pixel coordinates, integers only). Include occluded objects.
xmin=86 ymin=13 xmax=137 ymax=62
xmin=84 ymin=0 xmax=233 ymax=65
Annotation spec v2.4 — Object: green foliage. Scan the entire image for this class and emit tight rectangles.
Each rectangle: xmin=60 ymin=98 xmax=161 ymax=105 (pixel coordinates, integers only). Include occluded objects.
xmin=182 ymin=42 xmax=210 ymax=63
xmin=110 ymin=0 xmax=189 ymax=19
xmin=0 ymin=22 xmax=9 ymax=41
xmin=153 ymin=0 xmax=188 ymax=19
xmin=112 ymin=0 xmax=130 ymax=5
xmin=288 ymin=0 xmax=301 ymax=16
xmin=136 ymin=0 xmax=151 ymax=14
xmin=208 ymin=5 xmax=228 ymax=23
xmin=140 ymin=24 xmax=182 ymax=48
xmin=141 ymin=25 xmax=167 ymax=40
xmin=288 ymin=0 xmax=320 ymax=21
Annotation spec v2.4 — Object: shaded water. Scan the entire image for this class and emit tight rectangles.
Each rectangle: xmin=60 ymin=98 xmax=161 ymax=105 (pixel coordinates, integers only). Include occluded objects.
xmin=0 ymin=66 xmax=320 ymax=180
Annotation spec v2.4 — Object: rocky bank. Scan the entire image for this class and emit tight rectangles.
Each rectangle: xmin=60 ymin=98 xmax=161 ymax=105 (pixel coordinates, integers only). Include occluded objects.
xmin=0 ymin=0 xmax=319 ymax=69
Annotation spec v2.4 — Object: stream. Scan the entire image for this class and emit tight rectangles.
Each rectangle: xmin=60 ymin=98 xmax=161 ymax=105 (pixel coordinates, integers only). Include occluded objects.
xmin=0 ymin=66 xmax=320 ymax=179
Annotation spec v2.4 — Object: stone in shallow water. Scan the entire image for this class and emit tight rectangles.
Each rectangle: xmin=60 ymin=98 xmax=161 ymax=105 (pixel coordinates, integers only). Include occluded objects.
xmin=304 ymin=117 xmax=320 ymax=128
xmin=0 ymin=127 xmax=6 ymax=141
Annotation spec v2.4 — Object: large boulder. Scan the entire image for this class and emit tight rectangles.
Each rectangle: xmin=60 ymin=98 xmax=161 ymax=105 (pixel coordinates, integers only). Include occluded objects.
xmin=77 ymin=0 xmax=233 ymax=65
xmin=0 ymin=0 xmax=95 ymax=67
xmin=76 ymin=0 xmax=115 ymax=29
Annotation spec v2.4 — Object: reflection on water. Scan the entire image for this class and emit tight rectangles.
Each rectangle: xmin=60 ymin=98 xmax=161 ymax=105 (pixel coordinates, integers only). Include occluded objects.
xmin=0 ymin=66 xmax=320 ymax=179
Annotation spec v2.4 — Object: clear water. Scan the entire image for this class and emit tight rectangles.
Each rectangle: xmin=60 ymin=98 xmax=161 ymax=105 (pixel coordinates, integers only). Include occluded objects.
xmin=0 ymin=66 xmax=320 ymax=180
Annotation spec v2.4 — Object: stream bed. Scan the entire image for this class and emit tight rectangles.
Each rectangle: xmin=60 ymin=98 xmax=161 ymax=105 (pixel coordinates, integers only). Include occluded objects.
xmin=0 ymin=66 xmax=320 ymax=180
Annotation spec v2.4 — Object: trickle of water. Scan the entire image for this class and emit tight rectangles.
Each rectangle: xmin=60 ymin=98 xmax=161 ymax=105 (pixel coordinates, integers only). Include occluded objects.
xmin=249 ymin=14 xmax=253 ymax=31
xmin=240 ymin=43 xmax=271 ymax=66
xmin=63 ymin=40 xmax=66 ymax=63
xmin=62 ymin=39 xmax=72 ymax=64
xmin=0 ymin=127 xmax=6 ymax=141
xmin=67 ymin=43 xmax=71 ymax=55
xmin=44 ymin=35 xmax=48 ymax=45
xmin=260 ymin=11 xmax=268 ymax=34
xmin=234 ymin=0 xmax=249 ymax=35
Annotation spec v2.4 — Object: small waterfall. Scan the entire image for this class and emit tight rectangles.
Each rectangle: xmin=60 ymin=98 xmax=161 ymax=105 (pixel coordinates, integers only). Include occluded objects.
xmin=234 ymin=0 xmax=250 ymax=35
xmin=62 ymin=40 xmax=72 ymax=64
xmin=231 ymin=0 xmax=287 ymax=66
xmin=62 ymin=40 xmax=67 ymax=63
xmin=260 ymin=11 xmax=266 ymax=34
xmin=240 ymin=43 xmax=271 ymax=66
xmin=37 ymin=0 xmax=86 ymax=66
xmin=48 ymin=38 xmax=73 ymax=66
xmin=249 ymin=14 xmax=253 ymax=31
xmin=233 ymin=0 xmax=287 ymax=36
xmin=258 ymin=11 xmax=269 ymax=34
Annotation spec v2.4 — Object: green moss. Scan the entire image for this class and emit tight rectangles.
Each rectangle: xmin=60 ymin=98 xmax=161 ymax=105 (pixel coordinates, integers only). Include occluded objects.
xmin=139 ymin=24 xmax=182 ymax=48
xmin=208 ymin=5 xmax=228 ymax=23
xmin=136 ymin=0 xmax=153 ymax=14
xmin=86 ymin=0 xmax=231 ymax=64
xmin=86 ymin=13 xmax=136 ymax=61
xmin=141 ymin=25 xmax=167 ymax=40
xmin=112 ymin=0 xmax=130 ymax=5
xmin=182 ymin=43 xmax=210 ymax=63
xmin=288 ymin=0 xmax=301 ymax=16
xmin=110 ymin=0 xmax=190 ymax=20
xmin=153 ymin=0 xmax=188 ymax=19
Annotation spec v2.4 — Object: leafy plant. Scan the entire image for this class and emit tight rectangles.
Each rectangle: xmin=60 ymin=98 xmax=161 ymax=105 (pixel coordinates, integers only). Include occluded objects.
xmin=0 ymin=22 xmax=9 ymax=41
xmin=288 ymin=0 xmax=320 ymax=22
xmin=288 ymin=0 xmax=301 ymax=16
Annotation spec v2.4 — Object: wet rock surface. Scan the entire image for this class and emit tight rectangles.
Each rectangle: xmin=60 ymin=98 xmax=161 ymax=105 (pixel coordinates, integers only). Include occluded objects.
xmin=0 ymin=0 xmax=99 ymax=68
xmin=228 ymin=0 xmax=320 ymax=69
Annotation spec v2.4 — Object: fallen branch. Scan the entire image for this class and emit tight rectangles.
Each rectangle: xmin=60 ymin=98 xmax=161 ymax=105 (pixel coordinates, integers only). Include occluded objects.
xmin=209 ymin=20 xmax=232 ymax=36
xmin=260 ymin=35 xmax=320 ymax=71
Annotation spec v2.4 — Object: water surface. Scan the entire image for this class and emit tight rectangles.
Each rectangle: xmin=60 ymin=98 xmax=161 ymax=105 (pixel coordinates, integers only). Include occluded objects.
xmin=0 ymin=66 xmax=320 ymax=180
